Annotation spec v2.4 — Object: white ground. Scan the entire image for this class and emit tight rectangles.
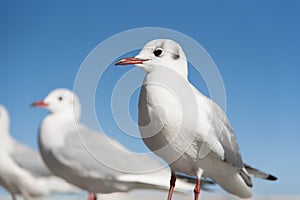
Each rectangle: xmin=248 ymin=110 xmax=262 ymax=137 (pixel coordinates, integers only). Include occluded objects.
xmin=0 ymin=191 xmax=299 ymax=200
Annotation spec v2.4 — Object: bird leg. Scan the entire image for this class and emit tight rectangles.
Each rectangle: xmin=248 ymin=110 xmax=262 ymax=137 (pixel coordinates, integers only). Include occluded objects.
xmin=167 ymin=171 xmax=176 ymax=200
xmin=194 ymin=168 xmax=203 ymax=200
xmin=88 ymin=192 xmax=97 ymax=200
xmin=194 ymin=177 xmax=201 ymax=200
xmin=10 ymin=193 xmax=16 ymax=200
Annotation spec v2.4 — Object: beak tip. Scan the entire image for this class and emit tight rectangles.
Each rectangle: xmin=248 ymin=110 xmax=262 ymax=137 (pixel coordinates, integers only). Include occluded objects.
xmin=114 ymin=59 xmax=125 ymax=66
xmin=31 ymin=101 xmax=48 ymax=108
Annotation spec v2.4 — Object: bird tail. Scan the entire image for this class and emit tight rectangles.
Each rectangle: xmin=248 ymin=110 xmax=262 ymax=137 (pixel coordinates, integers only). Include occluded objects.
xmin=244 ymin=163 xmax=277 ymax=181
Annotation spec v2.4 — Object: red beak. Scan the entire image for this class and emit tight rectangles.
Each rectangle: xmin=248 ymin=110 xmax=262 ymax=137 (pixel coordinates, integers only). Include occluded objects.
xmin=115 ymin=57 xmax=149 ymax=65
xmin=31 ymin=101 xmax=48 ymax=108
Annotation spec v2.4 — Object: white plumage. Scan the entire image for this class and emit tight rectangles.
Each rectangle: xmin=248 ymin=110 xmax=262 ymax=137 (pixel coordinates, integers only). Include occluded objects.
xmin=0 ymin=105 xmax=79 ymax=200
xmin=115 ymin=39 xmax=277 ymax=199
xmin=33 ymin=88 xmax=200 ymax=199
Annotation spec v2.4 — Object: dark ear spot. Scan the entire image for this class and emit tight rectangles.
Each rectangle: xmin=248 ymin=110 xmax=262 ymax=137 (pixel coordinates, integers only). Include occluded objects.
xmin=172 ymin=49 xmax=180 ymax=60
xmin=173 ymin=53 xmax=180 ymax=60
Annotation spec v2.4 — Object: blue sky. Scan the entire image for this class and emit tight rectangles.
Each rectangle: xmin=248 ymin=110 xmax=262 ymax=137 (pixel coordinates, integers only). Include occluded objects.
xmin=0 ymin=0 xmax=299 ymax=196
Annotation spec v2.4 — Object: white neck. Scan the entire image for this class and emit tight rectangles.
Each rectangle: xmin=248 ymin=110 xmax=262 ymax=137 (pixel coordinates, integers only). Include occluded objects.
xmin=0 ymin=126 xmax=14 ymax=152
xmin=39 ymin=112 xmax=76 ymax=150
xmin=0 ymin=123 xmax=11 ymax=141
xmin=143 ymin=67 xmax=189 ymax=89
xmin=154 ymin=60 xmax=188 ymax=79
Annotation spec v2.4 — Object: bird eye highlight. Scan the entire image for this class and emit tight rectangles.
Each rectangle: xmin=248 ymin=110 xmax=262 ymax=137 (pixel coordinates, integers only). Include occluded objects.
xmin=153 ymin=48 xmax=164 ymax=57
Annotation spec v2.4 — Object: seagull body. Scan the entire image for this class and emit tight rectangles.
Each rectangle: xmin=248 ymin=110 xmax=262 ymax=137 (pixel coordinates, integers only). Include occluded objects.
xmin=0 ymin=105 xmax=79 ymax=200
xmin=115 ymin=39 xmax=277 ymax=199
xmin=33 ymin=89 xmax=200 ymax=199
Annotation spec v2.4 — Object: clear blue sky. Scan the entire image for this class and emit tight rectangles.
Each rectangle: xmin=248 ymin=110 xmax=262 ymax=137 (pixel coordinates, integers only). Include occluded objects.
xmin=0 ymin=0 xmax=299 ymax=196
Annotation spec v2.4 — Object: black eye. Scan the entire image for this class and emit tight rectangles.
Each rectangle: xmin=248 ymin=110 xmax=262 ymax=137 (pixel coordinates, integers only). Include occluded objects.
xmin=153 ymin=48 xmax=164 ymax=57
xmin=58 ymin=96 xmax=63 ymax=101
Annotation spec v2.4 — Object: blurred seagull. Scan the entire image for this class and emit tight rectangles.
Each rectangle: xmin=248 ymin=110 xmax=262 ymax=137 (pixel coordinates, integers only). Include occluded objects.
xmin=32 ymin=88 xmax=212 ymax=200
xmin=115 ymin=39 xmax=277 ymax=200
xmin=0 ymin=105 xmax=79 ymax=200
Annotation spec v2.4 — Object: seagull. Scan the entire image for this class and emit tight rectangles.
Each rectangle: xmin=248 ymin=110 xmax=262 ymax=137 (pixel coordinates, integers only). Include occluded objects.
xmin=32 ymin=88 xmax=212 ymax=200
xmin=115 ymin=39 xmax=277 ymax=200
xmin=0 ymin=105 xmax=79 ymax=200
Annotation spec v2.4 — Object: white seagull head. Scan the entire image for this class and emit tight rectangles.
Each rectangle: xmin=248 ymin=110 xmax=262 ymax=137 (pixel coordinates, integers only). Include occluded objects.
xmin=116 ymin=39 xmax=188 ymax=77
xmin=32 ymin=88 xmax=81 ymax=121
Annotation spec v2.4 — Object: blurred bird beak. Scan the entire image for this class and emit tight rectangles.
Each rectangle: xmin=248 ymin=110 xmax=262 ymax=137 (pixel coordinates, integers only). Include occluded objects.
xmin=31 ymin=101 xmax=48 ymax=108
xmin=115 ymin=57 xmax=149 ymax=65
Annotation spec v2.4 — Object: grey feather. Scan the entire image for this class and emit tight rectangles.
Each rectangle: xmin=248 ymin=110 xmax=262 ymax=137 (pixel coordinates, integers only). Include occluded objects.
xmin=41 ymin=124 xmax=176 ymax=192
xmin=56 ymin=124 xmax=164 ymax=175
xmin=244 ymin=163 xmax=277 ymax=181
xmin=211 ymin=102 xmax=244 ymax=168
xmin=193 ymin=86 xmax=244 ymax=169
xmin=10 ymin=141 xmax=52 ymax=177
xmin=239 ymin=168 xmax=253 ymax=187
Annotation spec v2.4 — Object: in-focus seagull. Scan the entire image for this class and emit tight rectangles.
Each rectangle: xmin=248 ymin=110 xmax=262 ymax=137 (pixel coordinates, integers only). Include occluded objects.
xmin=0 ymin=105 xmax=79 ymax=200
xmin=115 ymin=39 xmax=277 ymax=200
xmin=32 ymin=88 xmax=211 ymax=200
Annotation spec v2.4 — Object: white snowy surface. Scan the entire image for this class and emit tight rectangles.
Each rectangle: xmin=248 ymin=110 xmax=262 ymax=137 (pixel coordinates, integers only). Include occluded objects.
xmin=0 ymin=190 xmax=299 ymax=200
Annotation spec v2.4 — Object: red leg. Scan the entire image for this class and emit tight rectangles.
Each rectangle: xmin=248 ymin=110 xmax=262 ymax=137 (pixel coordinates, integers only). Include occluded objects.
xmin=194 ymin=177 xmax=201 ymax=200
xmin=88 ymin=192 xmax=97 ymax=200
xmin=167 ymin=172 xmax=176 ymax=200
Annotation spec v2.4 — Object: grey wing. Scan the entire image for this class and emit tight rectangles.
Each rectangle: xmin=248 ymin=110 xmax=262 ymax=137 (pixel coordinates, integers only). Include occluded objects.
xmin=10 ymin=141 xmax=52 ymax=176
xmin=210 ymin=99 xmax=244 ymax=168
xmin=193 ymin=86 xmax=244 ymax=169
xmin=244 ymin=163 xmax=277 ymax=181
xmin=210 ymin=102 xmax=254 ymax=186
xmin=54 ymin=124 xmax=163 ymax=179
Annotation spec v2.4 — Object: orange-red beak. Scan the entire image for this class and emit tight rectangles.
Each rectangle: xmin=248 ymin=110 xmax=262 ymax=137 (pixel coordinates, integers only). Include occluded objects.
xmin=115 ymin=57 xmax=149 ymax=65
xmin=31 ymin=100 xmax=48 ymax=107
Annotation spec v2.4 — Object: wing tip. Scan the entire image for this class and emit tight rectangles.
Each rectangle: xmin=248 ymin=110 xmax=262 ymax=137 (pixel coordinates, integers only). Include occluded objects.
xmin=244 ymin=163 xmax=278 ymax=181
xmin=267 ymin=174 xmax=278 ymax=181
xmin=239 ymin=169 xmax=253 ymax=188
